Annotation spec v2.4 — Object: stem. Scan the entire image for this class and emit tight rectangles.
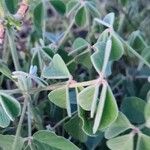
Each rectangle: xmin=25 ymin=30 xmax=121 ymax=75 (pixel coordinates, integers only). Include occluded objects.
xmin=12 ymin=96 xmax=28 ymax=150
xmin=120 ymin=37 xmax=150 ymax=68
xmin=58 ymin=19 xmax=75 ymax=48
xmin=0 ymin=79 xmax=97 ymax=95
xmin=6 ymin=28 xmax=21 ymax=71
xmin=27 ymin=97 xmax=32 ymax=139
xmin=52 ymin=111 xmax=77 ymax=130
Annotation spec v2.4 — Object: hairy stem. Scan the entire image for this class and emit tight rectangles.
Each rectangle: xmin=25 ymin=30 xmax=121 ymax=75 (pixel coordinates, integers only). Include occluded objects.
xmin=27 ymin=96 xmax=32 ymax=139
xmin=12 ymin=95 xmax=28 ymax=150
xmin=0 ymin=79 xmax=97 ymax=95
xmin=58 ymin=19 xmax=75 ymax=48
xmin=52 ymin=111 xmax=77 ymax=130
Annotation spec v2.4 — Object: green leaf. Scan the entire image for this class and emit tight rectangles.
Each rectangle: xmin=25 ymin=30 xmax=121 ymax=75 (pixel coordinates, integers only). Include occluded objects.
xmin=122 ymin=40 xmax=150 ymax=68
xmin=77 ymin=87 xmax=97 ymax=136
xmin=31 ymin=139 xmax=54 ymax=150
xmin=78 ymin=85 xmax=95 ymax=111
xmin=107 ymin=133 xmax=134 ymax=150
xmin=128 ymin=30 xmax=146 ymax=53
xmin=91 ymin=42 xmax=105 ymax=74
xmin=33 ymin=3 xmax=44 ymax=36
xmin=85 ymin=1 xmax=100 ymax=17
xmin=0 ymin=93 xmax=21 ymax=121
xmin=119 ymin=0 xmax=128 ymax=6
xmin=50 ymin=0 xmax=66 ymax=14
xmin=121 ymin=97 xmax=146 ymax=124
xmin=105 ymin=112 xmax=132 ymax=139
xmin=75 ymin=51 xmax=93 ymax=69
xmin=90 ymin=84 xmax=100 ymax=118
xmin=0 ymin=134 xmax=24 ymax=150
xmin=48 ymin=87 xmax=71 ymax=116
xmin=0 ymin=60 xmax=12 ymax=80
xmin=110 ymin=33 xmax=124 ymax=60
xmin=98 ymin=29 xmax=109 ymax=42
xmin=85 ymin=133 xmax=104 ymax=150
xmin=93 ymin=84 xmax=107 ymax=134
xmin=42 ymin=54 xmax=71 ymax=79
xmin=66 ymin=0 xmax=79 ymax=16
xmin=48 ymin=87 xmax=67 ymax=109
xmin=103 ymin=12 xmax=115 ymax=27
xmin=0 ymin=106 xmax=10 ymax=128
xmin=78 ymin=86 xmax=118 ymax=135
xmin=97 ymin=32 xmax=124 ymax=61
xmin=33 ymin=130 xmax=80 ymax=150
xmin=75 ymin=6 xmax=88 ymax=27
xmin=139 ymin=47 xmax=150 ymax=69
xmin=91 ymin=41 xmax=115 ymax=75
xmin=136 ymin=133 xmax=150 ymax=150
xmin=64 ymin=114 xmax=88 ymax=142
xmin=78 ymin=105 xmax=96 ymax=136
xmin=69 ymin=38 xmax=89 ymax=56
xmin=94 ymin=12 xmax=115 ymax=28
xmin=5 ymin=0 xmax=19 ymax=14
xmin=98 ymin=86 xmax=118 ymax=130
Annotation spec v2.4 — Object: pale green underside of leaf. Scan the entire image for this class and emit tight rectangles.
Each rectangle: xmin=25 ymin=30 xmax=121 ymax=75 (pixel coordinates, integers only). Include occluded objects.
xmin=105 ymin=112 xmax=131 ymax=139
xmin=107 ymin=134 xmax=134 ymax=150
